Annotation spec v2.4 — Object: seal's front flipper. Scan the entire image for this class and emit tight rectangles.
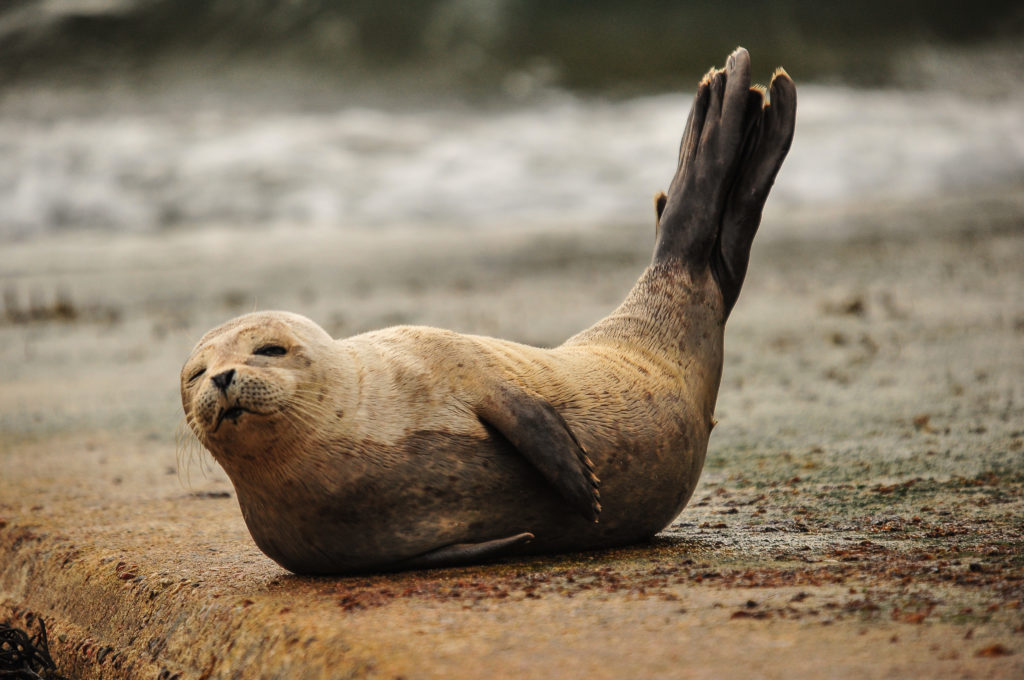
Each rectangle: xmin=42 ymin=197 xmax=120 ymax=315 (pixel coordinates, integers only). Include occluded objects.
xmin=476 ymin=383 xmax=601 ymax=522
xmin=400 ymin=532 xmax=535 ymax=570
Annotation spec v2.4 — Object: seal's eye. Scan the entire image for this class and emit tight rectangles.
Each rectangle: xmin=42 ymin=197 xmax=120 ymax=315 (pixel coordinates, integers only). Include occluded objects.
xmin=188 ymin=367 xmax=206 ymax=384
xmin=254 ymin=345 xmax=287 ymax=357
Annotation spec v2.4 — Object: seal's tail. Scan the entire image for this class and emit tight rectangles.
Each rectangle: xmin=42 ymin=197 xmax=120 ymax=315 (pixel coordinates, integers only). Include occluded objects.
xmin=653 ymin=47 xmax=796 ymax=319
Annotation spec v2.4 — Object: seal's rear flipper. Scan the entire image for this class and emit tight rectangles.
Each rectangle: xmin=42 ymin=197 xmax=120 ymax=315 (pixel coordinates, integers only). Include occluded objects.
xmin=653 ymin=48 xmax=796 ymax=319
xmin=714 ymin=70 xmax=796 ymax=317
xmin=476 ymin=383 xmax=601 ymax=522
xmin=400 ymin=532 xmax=535 ymax=570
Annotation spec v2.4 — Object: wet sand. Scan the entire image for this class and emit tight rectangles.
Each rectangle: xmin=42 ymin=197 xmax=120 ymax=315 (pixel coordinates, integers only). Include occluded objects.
xmin=1 ymin=187 xmax=1022 ymax=678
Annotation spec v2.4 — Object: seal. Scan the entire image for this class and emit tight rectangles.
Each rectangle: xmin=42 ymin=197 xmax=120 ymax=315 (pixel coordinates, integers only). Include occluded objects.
xmin=180 ymin=47 xmax=796 ymax=575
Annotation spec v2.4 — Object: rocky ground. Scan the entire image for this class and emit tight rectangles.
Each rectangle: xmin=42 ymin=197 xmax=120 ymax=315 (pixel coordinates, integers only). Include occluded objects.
xmin=1 ymin=187 xmax=1022 ymax=678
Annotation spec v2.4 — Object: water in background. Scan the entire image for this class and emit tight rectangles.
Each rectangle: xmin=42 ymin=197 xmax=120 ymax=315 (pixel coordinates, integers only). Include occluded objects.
xmin=1 ymin=0 xmax=1022 ymax=239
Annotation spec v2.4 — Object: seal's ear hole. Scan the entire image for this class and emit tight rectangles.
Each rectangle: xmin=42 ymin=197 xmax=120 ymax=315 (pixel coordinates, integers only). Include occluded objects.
xmin=254 ymin=344 xmax=288 ymax=357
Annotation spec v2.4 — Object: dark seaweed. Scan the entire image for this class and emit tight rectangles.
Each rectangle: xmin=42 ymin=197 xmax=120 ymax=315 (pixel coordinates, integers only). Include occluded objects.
xmin=0 ymin=618 xmax=67 ymax=680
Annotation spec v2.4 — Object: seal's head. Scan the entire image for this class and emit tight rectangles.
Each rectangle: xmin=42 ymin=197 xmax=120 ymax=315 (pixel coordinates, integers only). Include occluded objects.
xmin=180 ymin=311 xmax=336 ymax=461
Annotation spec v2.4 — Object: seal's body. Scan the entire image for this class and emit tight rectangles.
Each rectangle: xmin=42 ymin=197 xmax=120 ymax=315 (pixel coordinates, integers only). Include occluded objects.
xmin=181 ymin=48 xmax=796 ymax=574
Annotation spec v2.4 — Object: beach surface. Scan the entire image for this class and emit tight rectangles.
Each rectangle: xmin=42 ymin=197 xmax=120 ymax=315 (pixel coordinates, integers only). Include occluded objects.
xmin=2 ymin=186 xmax=1022 ymax=678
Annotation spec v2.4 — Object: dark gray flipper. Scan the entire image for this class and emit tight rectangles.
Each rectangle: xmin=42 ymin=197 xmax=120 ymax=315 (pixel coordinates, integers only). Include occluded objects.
xmin=653 ymin=47 xmax=797 ymax=319
xmin=476 ymin=382 xmax=601 ymax=522
xmin=653 ymin=47 xmax=756 ymax=267
xmin=399 ymin=532 xmax=535 ymax=570
xmin=714 ymin=70 xmax=797 ymax=318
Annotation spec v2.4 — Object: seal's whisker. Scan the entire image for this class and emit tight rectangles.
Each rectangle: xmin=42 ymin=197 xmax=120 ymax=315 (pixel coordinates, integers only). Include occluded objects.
xmin=175 ymin=416 xmax=214 ymax=488
xmin=280 ymin=399 xmax=334 ymax=432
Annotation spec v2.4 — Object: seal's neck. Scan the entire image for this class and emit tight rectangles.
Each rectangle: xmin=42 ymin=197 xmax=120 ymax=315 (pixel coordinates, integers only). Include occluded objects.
xmin=565 ymin=260 xmax=725 ymax=424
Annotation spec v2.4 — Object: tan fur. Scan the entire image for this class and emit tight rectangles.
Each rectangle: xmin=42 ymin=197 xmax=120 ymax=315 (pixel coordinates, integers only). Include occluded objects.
xmin=180 ymin=265 xmax=723 ymax=573
xmin=180 ymin=48 xmax=796 ymax=574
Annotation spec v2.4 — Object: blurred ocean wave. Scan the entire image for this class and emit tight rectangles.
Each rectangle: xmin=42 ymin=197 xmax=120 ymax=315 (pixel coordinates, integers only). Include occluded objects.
xmin=2 ymin=82 xmax=1021 ymax=239
xmin=0 ymin=1 xmax=1021 ymax=239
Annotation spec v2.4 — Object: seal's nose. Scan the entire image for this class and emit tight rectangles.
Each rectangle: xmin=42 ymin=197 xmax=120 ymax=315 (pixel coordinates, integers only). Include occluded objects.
xmin=211 ymin=369 xmax=235 ymax=392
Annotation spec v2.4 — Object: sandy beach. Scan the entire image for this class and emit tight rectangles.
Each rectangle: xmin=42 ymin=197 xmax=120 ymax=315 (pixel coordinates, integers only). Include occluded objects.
xmin=1 ymin=181 xmax=1022 ymax=677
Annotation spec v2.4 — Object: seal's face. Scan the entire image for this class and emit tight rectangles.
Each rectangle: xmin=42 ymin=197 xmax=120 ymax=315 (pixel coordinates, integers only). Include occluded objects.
xmin=180 ymin=311 xmax=335 ymax=458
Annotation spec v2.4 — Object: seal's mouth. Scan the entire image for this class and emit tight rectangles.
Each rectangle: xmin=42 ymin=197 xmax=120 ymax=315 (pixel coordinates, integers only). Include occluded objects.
xmin=213 ymin=405 xmax=252 ymax=432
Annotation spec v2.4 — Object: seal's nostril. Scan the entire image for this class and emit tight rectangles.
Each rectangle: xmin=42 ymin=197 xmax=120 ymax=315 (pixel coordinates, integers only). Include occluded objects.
xmin=211 ymin=369 xmax=235 ymax=392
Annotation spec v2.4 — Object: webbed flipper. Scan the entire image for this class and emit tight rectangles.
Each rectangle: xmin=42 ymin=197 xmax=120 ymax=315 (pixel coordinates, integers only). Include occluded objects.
xmin=715 ymin=68 xmax=797 ymax=317
xmin=476 ymin=382 xmax=601 ymax=522
xmin=653 ymin=47 xmax=797 ymax=319
xmin=399 ymin=532 xmax=535 ymax=570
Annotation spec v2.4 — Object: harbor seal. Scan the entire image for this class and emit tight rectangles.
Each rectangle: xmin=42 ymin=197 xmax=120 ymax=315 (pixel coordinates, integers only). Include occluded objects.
xmin=180 ymin=47 xmax=796 ymax=575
